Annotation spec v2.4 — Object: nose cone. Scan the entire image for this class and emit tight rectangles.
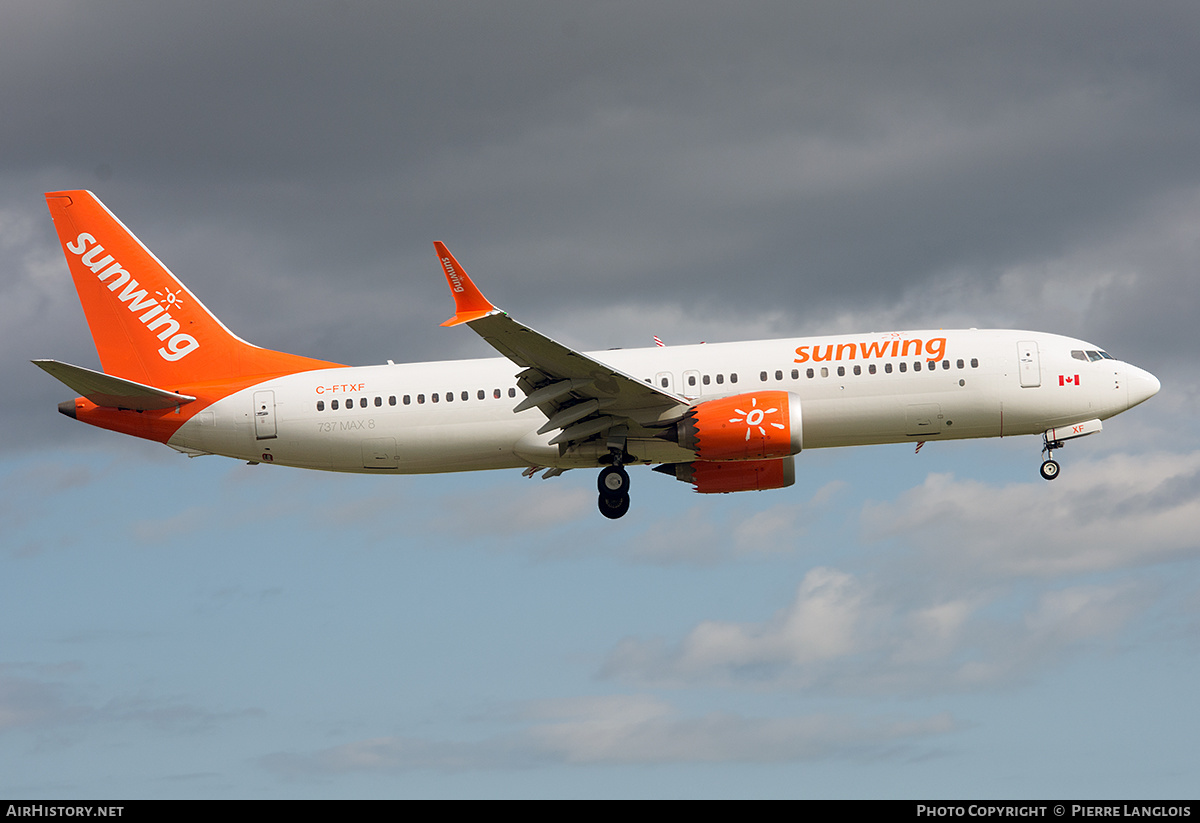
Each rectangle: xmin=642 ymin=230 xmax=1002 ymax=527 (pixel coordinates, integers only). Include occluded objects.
xmin=1126 ymin=365 xmax=1161 ymax=409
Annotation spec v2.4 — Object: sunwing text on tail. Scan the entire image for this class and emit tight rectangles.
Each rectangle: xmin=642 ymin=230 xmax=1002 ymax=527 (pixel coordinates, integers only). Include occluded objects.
xmin=36 ymin=191 xmax=1160 ymax=519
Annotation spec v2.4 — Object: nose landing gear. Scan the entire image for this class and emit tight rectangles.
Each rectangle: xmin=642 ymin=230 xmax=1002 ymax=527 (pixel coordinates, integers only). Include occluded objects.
xmin=1040 ymin=432 xmax=1064 ymax=481
xmin=597 ymin=464 xmax=631 ymax=519
xmin=1037 ymin=419 xmax=1104 ymax=481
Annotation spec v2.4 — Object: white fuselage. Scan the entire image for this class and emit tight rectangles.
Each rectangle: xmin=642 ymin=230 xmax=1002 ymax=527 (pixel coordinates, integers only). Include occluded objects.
xmin=170 ymin=329 xmax=1159 ymax=474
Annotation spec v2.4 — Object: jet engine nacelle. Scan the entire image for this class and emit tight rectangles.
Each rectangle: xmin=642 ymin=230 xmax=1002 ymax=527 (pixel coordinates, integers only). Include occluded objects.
xmin=654 ymin=456 xmax=796 ymax=493
xmin=665 ymin=390 xmax=802 ymax=461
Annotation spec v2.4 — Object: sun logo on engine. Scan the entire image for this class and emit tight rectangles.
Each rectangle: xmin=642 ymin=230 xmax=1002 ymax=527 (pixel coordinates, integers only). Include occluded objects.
xmin=156 ymin=286 xmax=185 ymax=309
xmin=729 ymin=397 xmax=785 ymax=441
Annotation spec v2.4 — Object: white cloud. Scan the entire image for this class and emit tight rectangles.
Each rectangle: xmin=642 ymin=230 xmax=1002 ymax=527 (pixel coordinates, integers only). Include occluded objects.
xmin=680 ymin=567 xmax=867 ymax=672
xmin=441 ymin=483 xmax=595 ymax=538
xmin=863 ymin=450 xmax=1200 ymax=580
xmin=731 ymin=481 xmax=846 ymax=556
xmin=611 ymin=482 xmax=847 ymax=566
xmin=601 ymin=568 xmax=1154 ymax=695
xmin=0 ymin=663 xmax=255 ymax=739
xmin=603 ymin=567 xmax=875 ymax=688
xmin=524 ymin=694 xmax=954 ymax=765
xmin=261 ymin=693 xmax=956 ymax=774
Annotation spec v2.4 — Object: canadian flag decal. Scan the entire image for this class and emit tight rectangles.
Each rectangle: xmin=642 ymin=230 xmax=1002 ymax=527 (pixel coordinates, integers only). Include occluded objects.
xmin=1059 ymin=374 xmax=1080 ymax=386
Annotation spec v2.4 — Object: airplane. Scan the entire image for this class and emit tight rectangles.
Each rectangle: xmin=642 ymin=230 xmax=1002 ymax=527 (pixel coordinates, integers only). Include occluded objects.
xmin=34 ymin=190 xmax=1161 ymax=520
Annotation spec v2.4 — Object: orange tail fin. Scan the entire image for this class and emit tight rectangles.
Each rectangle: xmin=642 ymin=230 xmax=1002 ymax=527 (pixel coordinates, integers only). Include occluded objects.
xmin=45 ymin=190 xmax=340 ymax=389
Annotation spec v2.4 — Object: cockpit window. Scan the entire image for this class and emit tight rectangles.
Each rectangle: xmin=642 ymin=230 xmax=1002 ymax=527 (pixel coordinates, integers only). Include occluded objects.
xmin=1098 ymin=351 xmax=1114 ymax=360
xmin=1071 ymin=350 xmax=1088 ymax=362
xmin=1086 ymin=350 xmax=1104 ymax=362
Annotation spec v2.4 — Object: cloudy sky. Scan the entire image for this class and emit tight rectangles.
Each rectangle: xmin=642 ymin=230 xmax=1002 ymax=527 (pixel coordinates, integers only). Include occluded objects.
xmin=3 ymin=1 xmax=1199 ymax=798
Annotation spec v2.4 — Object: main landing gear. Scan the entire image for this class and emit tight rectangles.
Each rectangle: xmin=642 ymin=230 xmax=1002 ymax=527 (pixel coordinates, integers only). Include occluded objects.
xmin=1040 ymin=432 xmax=1064 ymax=481
xmin=597 ymin=464 xmax=631 ymax=520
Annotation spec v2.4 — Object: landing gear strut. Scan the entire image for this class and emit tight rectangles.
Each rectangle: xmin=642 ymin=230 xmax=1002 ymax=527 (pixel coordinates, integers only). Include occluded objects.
xmin=597 ymin=464 xmax=631 ymax=519
xmin=1040 ymin=433 xmax=1064 ymax=481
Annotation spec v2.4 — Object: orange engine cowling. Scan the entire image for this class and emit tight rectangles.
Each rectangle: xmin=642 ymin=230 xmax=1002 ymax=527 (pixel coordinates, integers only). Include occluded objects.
xmin=654 ymin=456 xmax=796 ymax=493
xmin=666 ymin=391 xmax=802 ymax=461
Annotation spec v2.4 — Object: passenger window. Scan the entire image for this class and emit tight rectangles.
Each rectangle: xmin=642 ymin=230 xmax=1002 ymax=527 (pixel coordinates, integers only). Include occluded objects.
xmin=806 ymin=368 xmax=814 ymax=378
xmin=432 ymin=393 xmax=439 ymax=403
xmin=885 ymin=363 xmax=893 ymax=373
xmin=971 ymin=358 xmax=979 ymax=368
xmin=703 ymin=375 xmax=711 ymax=385
xmin=317 ymin=400 xmax=324 ymax=411
xmin=791 ymin=369 xmax=799 ymax=379
xmin=957 ymin=359 xmax=964 ymax=369
xmin=403 ymin=395 xmax=410 ymax=405
xmin=942 ymin=360 xmax=950 ymax=369
xmin=417 ymin=394 xmax=425 ymax=404
xmin=494 ymin=388 xmax=501 ymax=399
xmin=375 ymin=396 xmax=382 ymax=406
xmin=899 ymin=362 xmax=907 ymax=373
xmin=775 ymin=370 xmax=783 ymax=381
xmin=509 ymin=388 xmax=516 ymax=398
xmin=332 ymin=399 xmax=339 ymax=410
xmin=462 ymin=391 xmax=468 ymax=401
xmin=446 ymin=391 xmax=453 ymax=402
xmin=389 ymin=396 xmax=397 ymax=406
xmin=361 ymin=398 xmax=368 ymax=408
xmin=660 ymin=377 xmax=669 ymax=388
xmin=820 ymin=367 xmax=829 ymax=378
xmin=853 ymin=365 xmax=861 ymax=376
xmin=716 ymin=374 xmax=724 ymax=384
xmin=868 ymin=364 xmax=876 ymax=374
xmin=837 ymin=366 xmax=845 ymax=377
xmin=478 ymin=389 xmax=485 ymax=400
xmin=730 ymin=373 xmax=738 ymax=384
xmin=760 ymin=371 xmax=768 ymax=382
xmin=914 ymin=362 xmax=921 ymax=372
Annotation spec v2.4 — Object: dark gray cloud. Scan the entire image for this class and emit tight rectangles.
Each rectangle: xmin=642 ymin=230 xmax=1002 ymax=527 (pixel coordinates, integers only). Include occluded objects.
xmin=5 ymin=1 xmax=1199 ymax=450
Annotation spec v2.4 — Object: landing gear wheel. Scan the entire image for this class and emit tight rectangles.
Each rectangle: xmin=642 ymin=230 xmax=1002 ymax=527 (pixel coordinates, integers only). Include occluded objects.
xmin=1040 ymin=459 xmax=1060 ymax=481
xmin=598 ymin=493 xmax=630 ymax=519
xmin=598 ymin=465 xmax=630 ymax=498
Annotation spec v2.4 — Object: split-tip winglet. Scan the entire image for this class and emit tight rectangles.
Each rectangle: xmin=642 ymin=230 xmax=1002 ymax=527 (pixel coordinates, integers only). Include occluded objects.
xmin=436 ymin=241 xmax=497 ymax=326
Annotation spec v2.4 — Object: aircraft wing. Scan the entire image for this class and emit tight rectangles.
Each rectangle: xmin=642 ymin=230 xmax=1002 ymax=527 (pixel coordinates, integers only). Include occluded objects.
xmin=435 ymin=243 xmax=687 ymax=448
xmin=32 ymin=359 xmax=197 ymax=411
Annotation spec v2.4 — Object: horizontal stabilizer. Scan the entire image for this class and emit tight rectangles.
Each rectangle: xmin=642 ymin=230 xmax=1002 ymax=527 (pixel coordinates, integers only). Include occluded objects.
xmin=32 ymin=359 xmax=196 ymax=411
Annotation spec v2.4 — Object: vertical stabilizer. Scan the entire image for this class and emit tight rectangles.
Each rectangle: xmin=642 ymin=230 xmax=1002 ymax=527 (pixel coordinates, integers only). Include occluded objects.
xmin=45 ymin=190 xmax=340 ymax=388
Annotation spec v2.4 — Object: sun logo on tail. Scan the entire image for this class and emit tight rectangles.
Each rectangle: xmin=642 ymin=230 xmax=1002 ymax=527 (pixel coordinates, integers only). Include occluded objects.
xmin=729 ymin=397 xmax=785 ymax=441
xmin=156 ymin=287 xmax=185 ymax=309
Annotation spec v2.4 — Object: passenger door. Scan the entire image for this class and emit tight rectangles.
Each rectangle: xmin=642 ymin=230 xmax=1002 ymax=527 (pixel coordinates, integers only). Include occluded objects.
xmin=1017 ymin=341 xmax=1041 ymax=388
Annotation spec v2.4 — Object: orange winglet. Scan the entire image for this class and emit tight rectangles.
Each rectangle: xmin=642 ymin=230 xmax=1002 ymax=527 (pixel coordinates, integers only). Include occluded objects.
xmin=435 ymin=241 xmax=497 ymax=326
